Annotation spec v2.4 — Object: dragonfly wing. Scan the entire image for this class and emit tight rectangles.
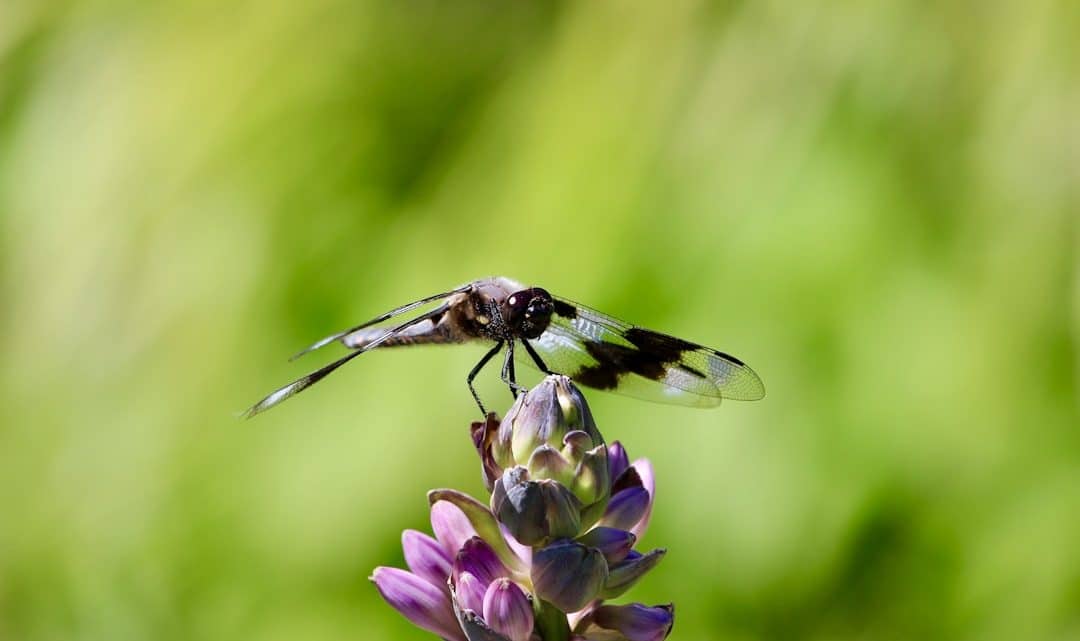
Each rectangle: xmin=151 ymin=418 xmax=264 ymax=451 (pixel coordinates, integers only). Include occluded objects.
xmin=518 ymin=297 xmax=764 ymax=406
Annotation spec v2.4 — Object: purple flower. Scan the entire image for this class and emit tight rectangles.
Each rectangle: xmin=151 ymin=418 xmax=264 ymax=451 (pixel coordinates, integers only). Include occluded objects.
xmin=483 ymin=579 xmax=534 ymax=641
xmin=374 ymin=376 xmax=674 ymax=641
xmin=449 ymin=537 xmax=535 ymax=641
xmin=372 ymin=496 xmax=532 ymax=641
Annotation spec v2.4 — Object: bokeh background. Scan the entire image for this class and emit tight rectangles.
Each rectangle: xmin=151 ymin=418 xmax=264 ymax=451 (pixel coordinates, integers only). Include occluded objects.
xmin=1 ymin=1 xmax=1077 ymax=640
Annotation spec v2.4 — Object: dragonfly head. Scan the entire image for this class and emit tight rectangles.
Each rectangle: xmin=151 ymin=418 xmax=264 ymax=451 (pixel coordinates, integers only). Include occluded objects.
xmin=505 ymin=288 xmax=553 ymax=339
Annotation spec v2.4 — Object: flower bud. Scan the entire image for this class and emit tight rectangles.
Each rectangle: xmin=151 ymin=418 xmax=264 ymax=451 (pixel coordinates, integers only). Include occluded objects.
xmin=530 ymin=540 xmax=608 ymax=613
xmin=370 ymin=567 xmax=463 ymax=641
xmin=452 ymin=580 xmax=516 ymax=641
xmin=493 ymin=376 xmax=604 ymax=466
xmin=482 ymin=377 xmax=611 ymax=541
xmin=581 ymin=603 xmax=674 ymax=641
xmin=491 ymin=468 xmax=582 ymax=546
xmin=452 ymin=537 xmax=508 ymax=588
xmin=526 ymin=445 xmax=574 ymax=486
xmin=482 ymin=579 xmax=534 ymax=641
xmin=569 ymin=444 xmax=609 ymax=512
xmin=455 ymin=571 xmax=488 ymax=614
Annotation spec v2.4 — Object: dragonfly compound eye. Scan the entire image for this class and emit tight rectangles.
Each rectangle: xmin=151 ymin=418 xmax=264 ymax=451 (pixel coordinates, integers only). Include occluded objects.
xmin=526 ymin=298 xmax=552 ymax=321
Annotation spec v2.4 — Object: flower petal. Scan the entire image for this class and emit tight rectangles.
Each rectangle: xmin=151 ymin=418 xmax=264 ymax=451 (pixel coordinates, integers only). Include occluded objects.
xmin=576 ymin=527 xmax=636 ymax=564
xmin=471 ymin=413 xmax=505 ymax=492
xmin=610 ymin=466 xmax=642 ymax=494
xmin=601 ymin=549 xmax=667 ymax=599
xmin=507 ymin=380 xmax=561 ymax=462
xmin=527 ymin=445 xmax=573 ymax=486
xmin=562 ymin=430 xmax=596 ymax=460
xmin=571 ymin=445 xmax=610 ymax=511
xmin=482 ymin=579 xmax=534 ymax=641
xmin=607 ymin=441 xmax=629 ymax=483
xmin=455 ymin=571 xmax=488 ymax=614
xmin=403 ymin=530 xmax=452 ymax=593
xmin=499 ymin=523 xmax=532 ymax=567
xmin=370 ymin=567 xmax=465 ymax=641
xmin=628 ymin=459 xmax=655 ymax=542
xmin=599 ymin=487 xmax=650 ymax=532
xmin=430 ymin=489 xmax=527 ymax=573
xmin=453 ymin=537 xmax=508 ymax=587
xmin=431 ymin=499 xmax=479 ymax=557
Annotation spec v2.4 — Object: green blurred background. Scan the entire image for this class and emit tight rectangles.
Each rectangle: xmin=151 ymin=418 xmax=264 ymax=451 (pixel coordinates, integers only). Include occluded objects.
xmin=1 ymin=1 xmax=1077 ymax=640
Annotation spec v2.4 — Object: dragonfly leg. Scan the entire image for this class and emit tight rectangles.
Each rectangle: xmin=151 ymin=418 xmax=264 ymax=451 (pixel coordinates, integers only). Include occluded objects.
xmin=521 ymin=339 xmax=555 ymax=374
xmin=501 ymin=341 xmax=529 ymax=399
xmin=467 ymin=341 xmax=503 ymax=416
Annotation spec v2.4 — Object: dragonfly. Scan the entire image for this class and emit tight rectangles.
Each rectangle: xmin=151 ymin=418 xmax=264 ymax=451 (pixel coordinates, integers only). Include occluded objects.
xmin=243 ymin=277 xmax=765 ymax=417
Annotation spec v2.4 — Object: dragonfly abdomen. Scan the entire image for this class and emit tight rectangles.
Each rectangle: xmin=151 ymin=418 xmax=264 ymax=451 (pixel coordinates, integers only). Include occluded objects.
xmin=341 ymin=321 xmax=457 ymax=350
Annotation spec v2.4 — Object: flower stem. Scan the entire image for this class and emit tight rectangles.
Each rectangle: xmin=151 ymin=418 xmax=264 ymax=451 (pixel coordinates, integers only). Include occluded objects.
xmin=533 ymin=599 xmax=570 ymax=641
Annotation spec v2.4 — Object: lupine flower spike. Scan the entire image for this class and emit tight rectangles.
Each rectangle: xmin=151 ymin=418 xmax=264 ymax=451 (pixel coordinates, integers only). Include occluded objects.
xmin=372 ymin=375 xmax=674 ymax=641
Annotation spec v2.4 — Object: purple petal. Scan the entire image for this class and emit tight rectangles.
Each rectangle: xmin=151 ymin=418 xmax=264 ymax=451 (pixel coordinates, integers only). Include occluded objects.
xmin=370 ymin=567 xmax=465 ymax=641
xmin=610 ymin=466 xmax=643 ymax=494
xmin=599 ymin=487 xmax=650 ymax=532
xmin=482 ymin=579 xmax=534 ymax=641
xmin=607 ymin=441 xmax=629 ymax=483
xmin=453 ymin=537 xmax=508 ymax=587
xmin=628 ymin=459 xmax=655 ymax=541
xmin=499 ymin=523 xmax=532 ymax=567
xmin=576 ymin=526 xmax=636 ymax=564
xmin=455 ymin=571 xmax=488 ymax=614
xmin=402 ymin=530 xmax=452 ymax=592
xmin=591 ymin=603 xmax=674 ymax=641
xmin=432 ymin=500 xmax=478 ymax=557
xmin=601 ymin=549 xmax=667 ymax=599
xmin=430 ymin=489 xmax=527 ymax=574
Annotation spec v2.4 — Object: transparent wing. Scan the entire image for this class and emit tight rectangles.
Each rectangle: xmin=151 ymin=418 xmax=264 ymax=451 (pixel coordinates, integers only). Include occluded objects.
xmin=519 ymin=297 xmax=765 ymax=407
xmin=242 ymin=301 xmax=453 ymax=418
